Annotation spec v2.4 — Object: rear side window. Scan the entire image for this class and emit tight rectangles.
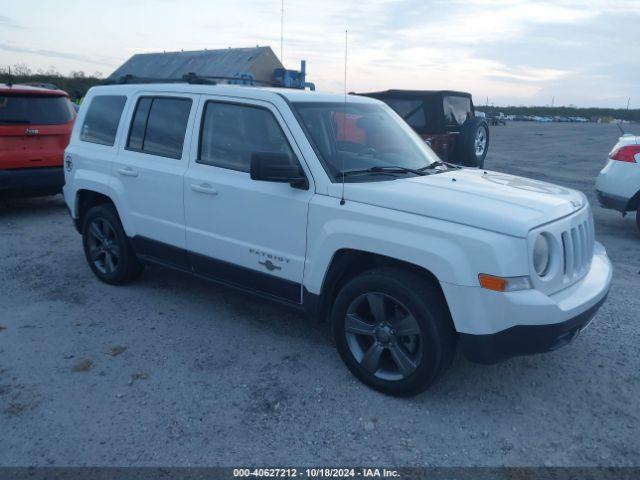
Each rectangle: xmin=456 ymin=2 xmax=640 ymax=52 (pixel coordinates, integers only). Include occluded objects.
xmin=80 ymin=95 xmax=127 ymax=146
xmin=443 ymin=96 xmax=471 ymax=126
xmin=0 ymin=95 xmax=74 ymax=125
xmin=127 ymin=97 xmax=192 ymax=159
xmin=382 ymin=99 xmax=426 ymax=129
xmin=198 ymin=102 xmax=294 ymax=172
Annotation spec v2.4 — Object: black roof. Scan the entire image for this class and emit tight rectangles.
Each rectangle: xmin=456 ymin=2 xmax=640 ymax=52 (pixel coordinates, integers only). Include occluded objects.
xmin=360 ymin=89 xmax=472 ymax=99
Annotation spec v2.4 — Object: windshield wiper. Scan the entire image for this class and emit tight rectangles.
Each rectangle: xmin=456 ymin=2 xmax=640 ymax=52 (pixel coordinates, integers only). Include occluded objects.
xmin=423 ymin=160 xmax=462 ymax=170
xmin=342 ymin=165 xmax=428 ymax=177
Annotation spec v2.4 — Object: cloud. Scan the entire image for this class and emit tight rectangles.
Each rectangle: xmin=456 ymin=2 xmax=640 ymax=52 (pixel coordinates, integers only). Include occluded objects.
xmin=2 ymin=0 xmax=638 ymax=106
xmin=0 ymin=15 xmax=25 ymax=29
xmin=488 ymin=66 xmax=569 ymax=83
xmin=0 ymin=43 xmax=117 ymax=68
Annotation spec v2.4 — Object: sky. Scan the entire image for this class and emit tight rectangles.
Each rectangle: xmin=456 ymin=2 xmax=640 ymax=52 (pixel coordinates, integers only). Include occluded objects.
xmin=0 ymin=0 xmax=638 ymax=108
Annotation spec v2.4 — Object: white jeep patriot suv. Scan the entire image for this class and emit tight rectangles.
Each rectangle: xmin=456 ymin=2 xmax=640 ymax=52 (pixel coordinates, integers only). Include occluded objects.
xmin=63 ymin=83 xmax=612 ymax=396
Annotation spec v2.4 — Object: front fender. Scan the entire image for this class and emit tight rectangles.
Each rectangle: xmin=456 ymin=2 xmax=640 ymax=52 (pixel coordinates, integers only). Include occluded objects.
xmin=303 ymin=197 xmax=529 ymax=294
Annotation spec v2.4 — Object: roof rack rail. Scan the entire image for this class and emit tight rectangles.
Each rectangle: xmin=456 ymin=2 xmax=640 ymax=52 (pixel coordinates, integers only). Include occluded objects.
xmin=104 ymin=72 xmax=279 ymax=87
xmin=103 ymin=73 xmax=217 ymax=86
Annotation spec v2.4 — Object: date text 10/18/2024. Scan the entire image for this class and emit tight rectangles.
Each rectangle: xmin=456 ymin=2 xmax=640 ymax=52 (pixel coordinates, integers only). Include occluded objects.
xmin=233 ymin=468 xmax=401 ymax=478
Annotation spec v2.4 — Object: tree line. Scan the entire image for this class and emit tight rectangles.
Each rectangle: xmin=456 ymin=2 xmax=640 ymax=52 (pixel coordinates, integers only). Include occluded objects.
xmin=0 ymin=64 xmax=103 ymax=100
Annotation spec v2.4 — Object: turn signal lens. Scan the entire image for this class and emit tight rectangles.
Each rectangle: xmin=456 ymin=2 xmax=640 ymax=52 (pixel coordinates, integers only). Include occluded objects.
xmin=479 ymin=274 xmax=507 ymax=291
xmin=479 ymin=274 xmax=532 ymax=292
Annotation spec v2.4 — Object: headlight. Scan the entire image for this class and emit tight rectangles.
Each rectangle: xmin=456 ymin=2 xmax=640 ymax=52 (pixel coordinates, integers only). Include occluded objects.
xmin=533 ymin=234 xmax=551 ymax=276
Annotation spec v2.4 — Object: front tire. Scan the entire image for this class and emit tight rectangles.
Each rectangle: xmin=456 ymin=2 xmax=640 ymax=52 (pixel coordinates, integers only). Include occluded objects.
xmin=82 ymin=204 xmax=143 ymax=285
xmin=331 ymin=267 xmax=456 ymax=396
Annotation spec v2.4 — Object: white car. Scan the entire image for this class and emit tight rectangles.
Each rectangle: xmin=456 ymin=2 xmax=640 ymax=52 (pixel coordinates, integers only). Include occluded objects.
xmin=596 ymin=133 xmax=640 ymax=232
xmin=63 ymin=83 xmax=612 ymax=396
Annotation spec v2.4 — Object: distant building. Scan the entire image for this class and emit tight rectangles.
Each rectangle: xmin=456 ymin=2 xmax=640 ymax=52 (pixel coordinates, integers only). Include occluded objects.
xmin=109 ymin=46 xmax=285 ymax=86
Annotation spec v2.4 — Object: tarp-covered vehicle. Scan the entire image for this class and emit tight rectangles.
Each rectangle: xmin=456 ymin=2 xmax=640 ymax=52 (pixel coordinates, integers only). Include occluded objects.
xmin=360 ymin=90 xmax=489 ymax=168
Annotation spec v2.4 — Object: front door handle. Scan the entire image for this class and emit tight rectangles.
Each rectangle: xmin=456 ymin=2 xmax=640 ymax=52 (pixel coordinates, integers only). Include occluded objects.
xmin=117 ymin=167 xmax=139 ymax=177
xmin=190 ymin=183 xmax=218 ymax=195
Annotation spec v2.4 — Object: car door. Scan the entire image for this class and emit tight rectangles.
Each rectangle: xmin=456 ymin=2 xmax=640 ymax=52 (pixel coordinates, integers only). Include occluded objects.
xmin=184 ymin=96 xmax=314 ymax=303
xmin=111 ymin=93 xmax=199 ymax=267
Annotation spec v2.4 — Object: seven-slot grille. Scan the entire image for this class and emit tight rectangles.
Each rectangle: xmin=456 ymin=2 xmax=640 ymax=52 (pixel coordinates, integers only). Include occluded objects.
xmin=561 ymin=214 xmax=595 ymax=280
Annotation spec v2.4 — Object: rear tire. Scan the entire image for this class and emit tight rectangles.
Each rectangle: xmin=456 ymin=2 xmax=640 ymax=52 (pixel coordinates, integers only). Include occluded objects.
xmin=82 ymin=204 xmax=143 ymax=285
xmin=331 ymin=267 xmax=456 ymax=396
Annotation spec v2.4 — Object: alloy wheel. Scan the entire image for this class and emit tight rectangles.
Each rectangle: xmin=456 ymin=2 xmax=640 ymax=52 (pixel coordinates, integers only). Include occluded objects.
xmin=344 ymin=292 xmax=422 ymax=381
xmin=87 ymin=218 xmax=120 ymax=275
xmin=475 ymin=126 xmax=487 ymax=157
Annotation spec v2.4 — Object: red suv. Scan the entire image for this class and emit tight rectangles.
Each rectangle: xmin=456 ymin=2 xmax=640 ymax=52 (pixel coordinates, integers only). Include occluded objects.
xmin=0 ymin=84 xmax=76 ymax=197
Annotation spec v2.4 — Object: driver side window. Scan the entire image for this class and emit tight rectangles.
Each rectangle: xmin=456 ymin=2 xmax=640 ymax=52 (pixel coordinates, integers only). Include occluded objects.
xmin=198 ymin=101 xmax=295 ymax=172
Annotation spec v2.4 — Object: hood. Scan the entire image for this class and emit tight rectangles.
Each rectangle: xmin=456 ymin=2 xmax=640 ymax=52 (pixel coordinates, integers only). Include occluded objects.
xmin=333 ymin=169 xmax=587 ymax=237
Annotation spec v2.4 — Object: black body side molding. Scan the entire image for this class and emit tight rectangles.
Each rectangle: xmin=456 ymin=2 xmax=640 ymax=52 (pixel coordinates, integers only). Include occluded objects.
xmin=131 ymin=235 xmax=304 ymax=308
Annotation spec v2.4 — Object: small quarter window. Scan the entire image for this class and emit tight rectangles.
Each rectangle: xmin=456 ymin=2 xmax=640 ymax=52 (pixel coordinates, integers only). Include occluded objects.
xmin=126 ymin=97 xmax=192 ymax=159
xmin=80 ymin=95 xmax=127 ymax=146
xmin=198 ymin=102 xmax=295 ymax=172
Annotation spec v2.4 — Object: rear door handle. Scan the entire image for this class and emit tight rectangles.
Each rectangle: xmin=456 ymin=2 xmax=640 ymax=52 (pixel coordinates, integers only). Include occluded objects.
xmin=190 ymin=183 xmax=218 ymax=195
xmin=117 ymin=167 xmax=138 ymax=177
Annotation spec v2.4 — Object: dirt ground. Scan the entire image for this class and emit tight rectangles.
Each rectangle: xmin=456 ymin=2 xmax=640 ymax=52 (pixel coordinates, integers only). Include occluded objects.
xmin=0 ymin=121 xmax=639 ymax=466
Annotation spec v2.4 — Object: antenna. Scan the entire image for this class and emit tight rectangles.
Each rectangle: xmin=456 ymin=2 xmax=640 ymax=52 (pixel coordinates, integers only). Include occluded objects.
xmin=344 ymin=30 xmax=348 ymax=106
xmin=340 ymin=29 xmax=348 ymax=206
xmin=280 ymin=0 xmax=284 ymax=63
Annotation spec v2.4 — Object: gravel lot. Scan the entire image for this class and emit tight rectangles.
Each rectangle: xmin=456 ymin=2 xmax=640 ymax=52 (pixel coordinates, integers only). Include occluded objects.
xmin=1 ymin=122 xmax=639 ymax=467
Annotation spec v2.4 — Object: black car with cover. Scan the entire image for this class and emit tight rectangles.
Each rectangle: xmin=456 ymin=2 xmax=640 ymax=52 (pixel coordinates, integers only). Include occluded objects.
xmin=359 ymin=90 xmax=489 ymax=168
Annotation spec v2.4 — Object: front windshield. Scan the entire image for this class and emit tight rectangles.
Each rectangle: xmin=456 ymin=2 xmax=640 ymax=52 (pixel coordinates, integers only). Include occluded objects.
xmin=293 ymin=101 xmax=440 ymax=182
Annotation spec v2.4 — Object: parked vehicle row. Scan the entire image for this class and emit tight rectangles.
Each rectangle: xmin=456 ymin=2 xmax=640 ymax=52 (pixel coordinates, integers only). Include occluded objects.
xmin=509 ymin=114 xmax=590 ymax=123
xmin=62 ymin=83 xmax=611 ymax=396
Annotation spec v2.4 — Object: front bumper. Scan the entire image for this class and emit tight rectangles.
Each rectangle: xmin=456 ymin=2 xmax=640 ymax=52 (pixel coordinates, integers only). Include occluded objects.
xmin=442 ymin=242 xmax=612 ymax=364
xmin=459 ymin=294 xmax=607 ymax=364
xmin=0 ymin=166 xmax=64 ymax=196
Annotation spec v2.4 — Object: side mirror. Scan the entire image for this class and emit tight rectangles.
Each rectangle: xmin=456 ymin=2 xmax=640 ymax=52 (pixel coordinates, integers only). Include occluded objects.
xmin=250 ymin=152 xmax=308 ymax=190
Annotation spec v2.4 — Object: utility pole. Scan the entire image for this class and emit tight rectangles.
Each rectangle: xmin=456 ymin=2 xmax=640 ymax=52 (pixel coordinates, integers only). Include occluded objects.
xmin=627 ymin=97 xmax=631 ymax=110
xmin=551 ymin=96 xmax=554 ymax=107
